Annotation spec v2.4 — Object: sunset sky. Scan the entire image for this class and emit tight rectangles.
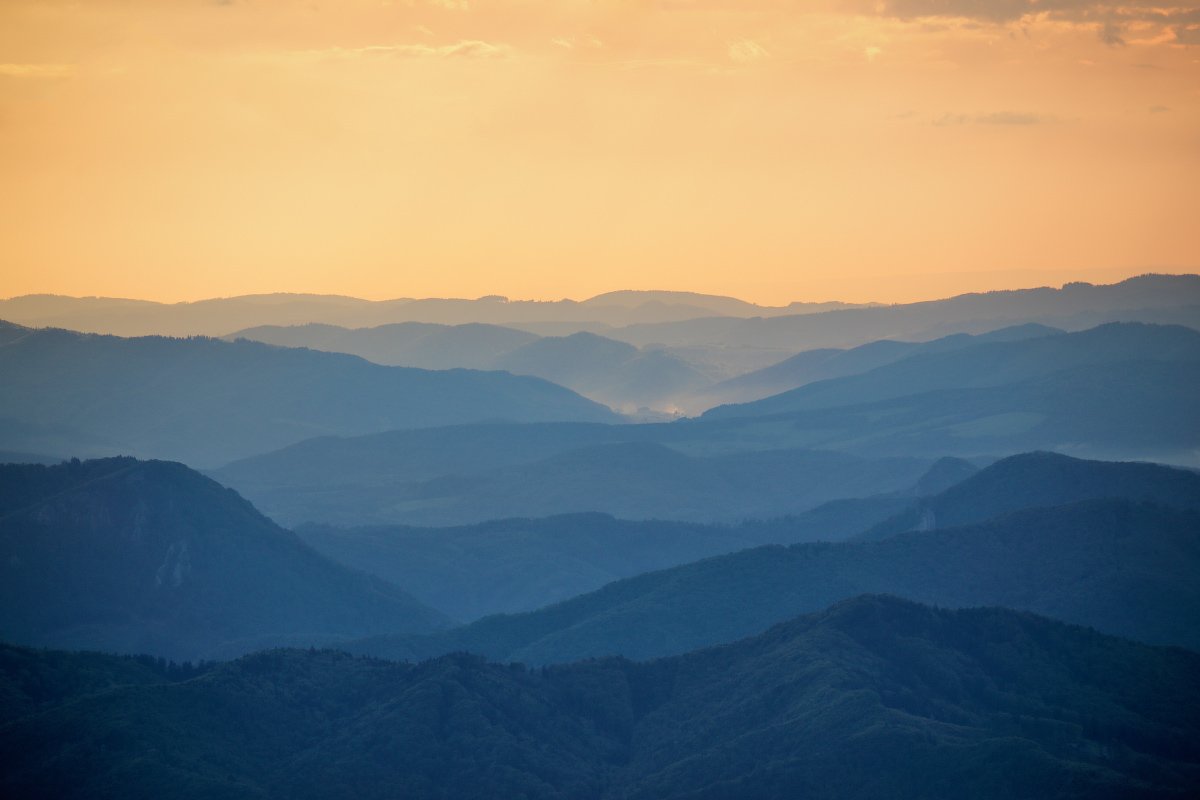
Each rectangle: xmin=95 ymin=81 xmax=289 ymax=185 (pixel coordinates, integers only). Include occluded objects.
xmin=1 ymin=0 xmax=1197 ymax=305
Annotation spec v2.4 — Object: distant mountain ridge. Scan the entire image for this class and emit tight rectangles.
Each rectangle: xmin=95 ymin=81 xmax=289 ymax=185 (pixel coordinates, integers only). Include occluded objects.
xmin=610 ymin=274 xmax=1200 ymax=349
xmin=4 ymin=596 xmax=1198 ymax=799
xmin=0 ymin=458 xmax=448 ymax=660
xmin=696 ymin=323 xmax=1063 ymax=408
xmin=0 ymin=322 xmax=618 ymax=465
xmin=705 ymin=322 xmax=1200 ymax=418
xmin=0 ymin=289 xmax=857 ymax=337
xmin=1 ymin=276 xmax=1194 ymax=350
xmin=229 ymin=324 xmax=712 ymax=413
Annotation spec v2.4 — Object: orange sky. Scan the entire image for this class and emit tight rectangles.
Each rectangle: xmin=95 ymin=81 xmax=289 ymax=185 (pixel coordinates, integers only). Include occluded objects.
xmin=1 ymin=0 xmax=1198 ymax=305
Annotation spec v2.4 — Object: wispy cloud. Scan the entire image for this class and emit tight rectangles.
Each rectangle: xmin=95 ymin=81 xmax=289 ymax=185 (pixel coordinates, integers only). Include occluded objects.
xmin=0 ymin=63 xmax=74 ymax=79
xmin=728 ymin=40 xmax=769 ymax=63
xmin=302 ymin=40 xmax=513 ymax=61
xmin=934 ymin=110 xmax=1057 ymax=126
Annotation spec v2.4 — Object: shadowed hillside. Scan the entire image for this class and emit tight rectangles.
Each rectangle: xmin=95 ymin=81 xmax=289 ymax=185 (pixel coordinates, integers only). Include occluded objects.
xmin=0 ymin=458 xmax=448 ymax=660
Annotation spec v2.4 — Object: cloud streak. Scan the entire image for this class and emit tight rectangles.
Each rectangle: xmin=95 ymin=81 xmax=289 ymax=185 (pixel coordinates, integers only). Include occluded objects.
xmin=0 ymin=63 xmax=74 ymax=79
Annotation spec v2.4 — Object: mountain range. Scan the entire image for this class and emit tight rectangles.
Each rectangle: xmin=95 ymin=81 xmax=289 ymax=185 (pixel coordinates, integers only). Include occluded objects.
xmin=213 ymin=322 xmax=1200 ymax=527
xmin=610 ymin=274 xmax=1200 ymax=350
xmin=3 ymin=276 xmax=1195 ymax=350
xmin=0 ymin=290 xmax=857 ymax=338
xmin=0 ymin=321 xmax=616 ymax=466
xmin=229 ymin=324 xmax=713 ymax=413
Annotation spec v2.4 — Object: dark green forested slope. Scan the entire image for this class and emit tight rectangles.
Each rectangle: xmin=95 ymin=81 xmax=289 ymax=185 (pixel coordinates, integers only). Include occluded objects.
xmin=0 ymin=322 xmax=617 ymax=466
xmin=0 ymin=458 xmax=448 ymax=660
xmin=2 ymin=597 xmax=1198 ymax=799
xmin=348 ymin=500 xmax=1200 ymax=665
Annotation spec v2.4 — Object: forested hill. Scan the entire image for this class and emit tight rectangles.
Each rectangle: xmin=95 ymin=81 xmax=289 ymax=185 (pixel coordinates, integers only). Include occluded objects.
xmin=0 ymin=458 xmax=448 ymax=660
xmin=2 ymin=596 xmax=1197 ymax=799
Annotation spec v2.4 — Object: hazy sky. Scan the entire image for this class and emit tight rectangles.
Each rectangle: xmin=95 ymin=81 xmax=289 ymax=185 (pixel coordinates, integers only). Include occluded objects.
xmin=1 ymin=0 xmax=1197 ymax=304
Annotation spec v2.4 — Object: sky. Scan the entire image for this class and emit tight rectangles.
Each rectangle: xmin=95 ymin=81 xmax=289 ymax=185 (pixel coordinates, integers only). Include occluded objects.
xmin=1 ymin=0 xmax=1197 ymax=305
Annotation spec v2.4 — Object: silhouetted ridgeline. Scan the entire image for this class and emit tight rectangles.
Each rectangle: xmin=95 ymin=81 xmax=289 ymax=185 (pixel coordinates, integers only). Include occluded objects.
xmin=0 ymin=289 xmax=857 ymax=337
xmin=611 ymin=274 xmax=1200 ymax=349
xmin=2 ymin=597 xmax=1198 ymax=799
xmin=0 ymin=321 xmax=618 ymax=466
xmin=0 ymin=458 xmax=448 ymax=660
xmin=3 ymin=274 xmax=1194 ymax=343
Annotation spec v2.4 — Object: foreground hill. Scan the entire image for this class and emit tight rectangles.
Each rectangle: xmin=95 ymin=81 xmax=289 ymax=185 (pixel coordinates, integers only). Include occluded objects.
xmin=350 ymin=500 xmax=1200 ymax=664
xmin=0 ymin=322 xmax=617 ymax=465
xmin=3 ymin=596 xmax=1198 ymax=799
xmin=0 ymin=458 xmax=448 ymax=659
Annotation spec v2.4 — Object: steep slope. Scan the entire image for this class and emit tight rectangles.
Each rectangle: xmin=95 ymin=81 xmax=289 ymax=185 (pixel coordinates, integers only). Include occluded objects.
xmin=862 ymin=451 xmax=1200 ymax=539
xmin=0 ymin=323 xmax=618 ymax=465
xmin=351 ymin=500 xmax=1200 ymax=664
xmin=0 ymin=458 xmax=448 ymax=660
xmin=3 ymin=597 xmax=1198 ymax=799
